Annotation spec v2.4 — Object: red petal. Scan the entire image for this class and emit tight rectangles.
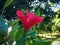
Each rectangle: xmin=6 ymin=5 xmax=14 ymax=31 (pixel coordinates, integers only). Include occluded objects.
xmin=16 ymin=10 xmax=27 ymax=25
xmin=16 ymin=10 xmax=43 ymax=32
xmin=16 ymin=10 xmax=25 ymax=18
xmin=24 ymin=16 xmax=43 ymax=32
xmin=26 ymin=11 xmax=35 ymax=20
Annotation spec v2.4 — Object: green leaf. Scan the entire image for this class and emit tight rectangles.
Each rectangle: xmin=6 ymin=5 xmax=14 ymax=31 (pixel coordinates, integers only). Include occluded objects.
xmin=32 ymin=41 xmax=51 ymax=45
xmin=16 ymin=34 xmax=25 ymax=45
xmin=16 ymin=26 xmax=25 ymax=45
xmin=27 ymin=30 xmax=35 ymax=34
xmin=11 ymin=19 xmax=19 ymax=26
xmin=16 ymin=29 xmax=25 ymax=45
xmin=8 ymin=19 xmax=19 ymax=27
xmin=35 ymin=8 xmax=41 ymax=16
xmin=26 ymin=30 xmax=36 ymax=37
xmin=3 ymin=0 xmax=14 ymax=9
xmin=16 ymin=27 xmax=24 ymax=40
xmin=27 ymin=41 xmax=51 ymax=45
xmin=10 ymin=22 xmax=19 ymax=42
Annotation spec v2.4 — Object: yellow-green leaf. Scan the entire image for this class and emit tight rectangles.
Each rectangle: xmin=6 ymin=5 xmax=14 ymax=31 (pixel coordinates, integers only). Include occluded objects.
xmin=3 ymin=0 xmax=14 ymax=9
xmin=35 ymin=8 xmax=41 ymax=16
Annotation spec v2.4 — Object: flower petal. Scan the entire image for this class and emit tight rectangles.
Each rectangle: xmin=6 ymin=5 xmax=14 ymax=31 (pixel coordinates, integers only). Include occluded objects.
xmin=16 ymin=10 xmax=25 ymax=18
xmin=16 ymin=10 xmax=27 ymax=25
xmin=16 ymin=10 xmax=43 ymax=32
xmin=26 ymin=11 xmax=35 ymax=20
xmin=24 ymin=16 xmax=43 ymax=32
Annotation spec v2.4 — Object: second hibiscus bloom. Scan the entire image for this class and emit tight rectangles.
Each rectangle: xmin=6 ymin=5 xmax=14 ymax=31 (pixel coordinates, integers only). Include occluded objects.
xmin=16 ymin=10 xmax=43 ymax=32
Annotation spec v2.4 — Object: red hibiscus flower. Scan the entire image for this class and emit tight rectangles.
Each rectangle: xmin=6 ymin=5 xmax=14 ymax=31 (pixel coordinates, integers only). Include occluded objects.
xmin=16 ymin=10 xmax=43 ymax=32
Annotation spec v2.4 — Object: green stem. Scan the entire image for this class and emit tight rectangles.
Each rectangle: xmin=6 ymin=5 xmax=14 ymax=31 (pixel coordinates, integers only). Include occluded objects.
xmin=1 ymin=9 xmax=5 ymax=16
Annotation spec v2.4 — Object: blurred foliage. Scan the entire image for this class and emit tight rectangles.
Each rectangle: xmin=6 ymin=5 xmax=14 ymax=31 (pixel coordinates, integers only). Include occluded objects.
xmin=3 ymin=0 xmax=14 ymax=9
xmin=0 ymin=0 xmax=60 ymax=45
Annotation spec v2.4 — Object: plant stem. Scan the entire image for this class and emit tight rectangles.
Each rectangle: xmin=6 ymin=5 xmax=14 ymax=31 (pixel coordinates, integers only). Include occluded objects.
xmin=1 ymin=9 xmax=5 ymax=16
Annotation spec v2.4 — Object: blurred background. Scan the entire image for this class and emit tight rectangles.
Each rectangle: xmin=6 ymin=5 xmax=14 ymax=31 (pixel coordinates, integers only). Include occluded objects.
xmin=0 ymin=0 xmax=60 ymax=45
